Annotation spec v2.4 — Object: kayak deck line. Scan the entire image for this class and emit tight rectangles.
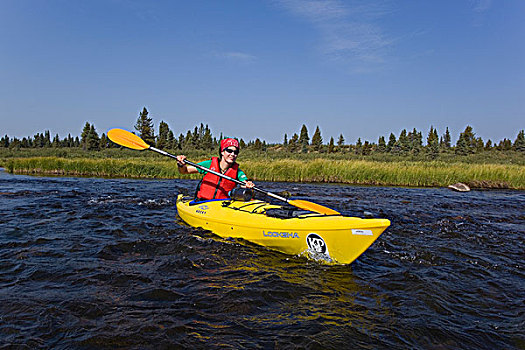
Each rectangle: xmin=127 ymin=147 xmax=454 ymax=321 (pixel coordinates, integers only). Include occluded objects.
xmin=176 ymin=194 xmax=390 ymax=265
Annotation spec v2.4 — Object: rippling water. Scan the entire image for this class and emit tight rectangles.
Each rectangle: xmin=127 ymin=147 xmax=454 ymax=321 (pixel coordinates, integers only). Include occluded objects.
xmin=0 ymin=169 xmax=523 ymax=349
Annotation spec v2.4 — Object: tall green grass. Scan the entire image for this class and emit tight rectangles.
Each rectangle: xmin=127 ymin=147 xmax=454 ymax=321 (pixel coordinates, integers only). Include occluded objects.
xmin=241 ymin=159 xmax=525 ymax=188
xmin=4 ymin=157 xmax=524 ymax=189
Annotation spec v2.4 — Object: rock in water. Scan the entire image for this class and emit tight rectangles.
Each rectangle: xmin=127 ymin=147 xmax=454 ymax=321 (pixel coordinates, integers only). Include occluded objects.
xmin=448 ymin=183 xmax=470 ymax=192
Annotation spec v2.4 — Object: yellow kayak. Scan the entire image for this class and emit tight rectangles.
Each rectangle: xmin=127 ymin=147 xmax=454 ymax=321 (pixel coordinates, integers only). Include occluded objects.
xmin=176 ymin=194 xmax=390 ymax=264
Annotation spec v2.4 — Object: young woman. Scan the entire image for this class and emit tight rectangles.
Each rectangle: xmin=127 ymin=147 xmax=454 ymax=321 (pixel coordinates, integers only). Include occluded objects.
xmin=176 ymin=138 xmax=255 ymax=200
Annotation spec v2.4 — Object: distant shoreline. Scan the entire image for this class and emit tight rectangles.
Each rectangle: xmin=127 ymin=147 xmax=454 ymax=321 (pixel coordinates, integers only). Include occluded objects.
xmin=3 ymin=156 xmax=523 ymax=190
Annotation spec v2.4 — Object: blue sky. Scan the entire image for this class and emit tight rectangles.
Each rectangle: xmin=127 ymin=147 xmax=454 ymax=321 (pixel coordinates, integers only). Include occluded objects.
xmin=1 ymin=0 xmax=524 ymax=144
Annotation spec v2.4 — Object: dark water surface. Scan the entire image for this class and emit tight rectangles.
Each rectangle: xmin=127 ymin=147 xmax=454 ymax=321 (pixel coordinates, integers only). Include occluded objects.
xmin=0 ymin=170 xmax=523 ymax=349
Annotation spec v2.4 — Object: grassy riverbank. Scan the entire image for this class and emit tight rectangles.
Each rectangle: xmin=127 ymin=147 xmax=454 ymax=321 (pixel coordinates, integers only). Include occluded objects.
xmin=3 ymin=156 xmax=524 ymax=189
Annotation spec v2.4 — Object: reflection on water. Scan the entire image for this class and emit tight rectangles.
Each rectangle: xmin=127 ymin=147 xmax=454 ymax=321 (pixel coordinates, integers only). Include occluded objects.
xmin=0 ymin=170 xmax=524 ymax=349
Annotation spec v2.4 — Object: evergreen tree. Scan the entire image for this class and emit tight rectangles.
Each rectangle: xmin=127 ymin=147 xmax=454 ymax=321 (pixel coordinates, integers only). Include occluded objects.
xmin=167 ymin=130 xmax=175 ymax=149
xmin=9 ymin=138 xmax=21 ymax=149
xmin=475 ymin=137 xmax=485 ymax=153
xmin=337 ymin=134 xmax=345 ymax=152
xmin=288 ymin=133 xmax=299 ymax=152
xmin=355 ymin=138 xmax=363 ymax=155
xmin=299 ymin=124 xmax=309 ymax=153
xmin=191 ymin=126 xmax=199 ymax=149
xmin=426 ymin=126 xmax=439 ymax=158
xmin=254 ymin=138 xmax=263 ymax=151
xmin=441 ymin=127 xmax=451 ymax=149
xmin=157 ymin=121 xmax=170 ymax=149
xmin=87 ymin=125 xmax=100 ymax=151
xmin=1 ymin=135 xmax=9 ymax=148
xmin=514 ymin=130 xmax=525 ymax=152
xmin=409 ymin=128 xmax=423 ymax=154
xmin=362 ymin=141 xmax=372 ymax=155
xmin=184 ymin=131 xmax=192 ymax=149
xmin=81 ymin=122 xmax=91 ymax=150
xmin=201 ymin=124 xmax=213 ymax=150
xmin=386 ymin=133 xmax=396 ymax=152
xmin=484 ymin=139 xmax=493 ymax=151
xmin=52 ymin=134 xmax=60 ymax=148
xmin=239 ymin=139 xmax=246 ymax=149
xmin=99 ymin=133 xmax=108 ymax=149
xmin=455 ymin=125 xmax=476 ymax=155
xmin=44 ymin=130 xmax=51 ymax=147
xmin=497 ymin=138 xmax=512 ymax=151
xmin=377 ymin=136 xmax=387 ymax=153
xmin=311 ymin=126 xmax=323 ymax=151
xmin=134 ymin=107 xmax=155 ymax=145
xmin=283 ymin=134 xmax=288 ymax=147
xmin=328 ymin=137 xmax=335 ymax=153
xmin=392 ymin=129 xmax=409 ymax=155
xmin=178 ymin=133 xmax=185 ymax=150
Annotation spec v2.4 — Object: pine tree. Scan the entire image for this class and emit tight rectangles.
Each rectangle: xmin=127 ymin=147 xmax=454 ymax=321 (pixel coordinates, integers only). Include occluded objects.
xmin=157 ymin=121 xmax=170 ymax=149
xmin=99 ymin=133 xmax=108 ymax=149
xmin=87 ymin=125 xmax=100 ymax=151
xmin=134 ymin=107 xmax=155 ymax=145
xmin=377 ymin=136 xmax=386 ymax=153
xmin=52 ymin=134 xmax=60 ymax=148
xmin=288 ymin=133 xmax=299 ymax=152
xmin=426 ymin=126 xmax=439 ymax=158
xmin=387 ymin=133 xmax=396 ymax=152
xmin=178 ymin=133 xmax=185 ymax=150
xmin=455 ymin=125 xmax=476 ymax=155
xmin=328 ymin=137 xmax=335 ymax=153
xmin=514 ymin=130 xmax=525 ymax=152
xmin=191 ymin=126 xmax=199 ymax=149
xmin=337 ymin=134 xmax=345 ymax=152
xmin=497 ymin=138 xmax=512 ymax=151
xmin=201 ymin=125 xmax=213 ymax=150
xmin=184 ymin=131 xmax=192 ymax=149
xmin=392 ymin=129 xmax=409 ymax=155
xmin=44 ymin=131 xmax=51 ymax=147
xmin=441 ymin=127 xmax=451 ymax=150
xmin=355 ymin=138 xmax=363 ymax=155
xmin=254 ymin=138 xmax=263 ymax=151
xmin=1 ymin=135 xmax=9 ymax=148
xmin=410 ymin=129 xmax=423 ymax=154
xmin=311 ymin=126 xmax=323 ymax=151
xmin=283 ymin=134 xmax=288 ymax=147
xmin=167 ymin=130 xmax=175 ymax=149
xmin=362 ymin=141 xmax=372 ymax=155
xmin=299 ymin=124 xmax=309 ymax=153
xmin=81 ymin=122 xmax=91 ymax=150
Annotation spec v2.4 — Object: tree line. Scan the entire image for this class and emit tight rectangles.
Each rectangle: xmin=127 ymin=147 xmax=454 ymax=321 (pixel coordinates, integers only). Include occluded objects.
xmin=283 ymin=125 xmax=525 ymax=157
xmin=2 ymin=107 xmax=524 ymax=156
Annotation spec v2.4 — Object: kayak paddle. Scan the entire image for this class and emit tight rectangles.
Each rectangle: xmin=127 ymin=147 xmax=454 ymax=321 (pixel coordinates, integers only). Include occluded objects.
xmin=107 ymin=128 xmax=340 ymax=215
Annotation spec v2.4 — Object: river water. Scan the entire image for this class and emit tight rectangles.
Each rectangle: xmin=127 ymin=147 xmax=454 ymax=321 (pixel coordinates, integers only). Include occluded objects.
xmin=0 ymin=169 xmax=523 ymax=349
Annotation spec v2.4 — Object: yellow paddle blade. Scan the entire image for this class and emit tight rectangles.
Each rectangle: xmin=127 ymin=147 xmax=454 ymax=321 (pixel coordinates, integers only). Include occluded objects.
xmin=289 ymin=199 xmax=340 ymax=215
xmin=107 ymin=128 xmax=150 ymax=150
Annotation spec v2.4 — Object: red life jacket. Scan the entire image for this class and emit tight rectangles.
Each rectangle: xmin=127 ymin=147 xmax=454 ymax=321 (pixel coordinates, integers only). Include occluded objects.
xmin=196 ymin=157 xmax=239 ymax=200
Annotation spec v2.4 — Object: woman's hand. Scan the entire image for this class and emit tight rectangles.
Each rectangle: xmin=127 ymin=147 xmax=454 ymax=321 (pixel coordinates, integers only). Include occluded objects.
xmin=176 ymin=155 xmax=186 ymax=168
xmin=243 ymin=181 xmax=255 ymax=189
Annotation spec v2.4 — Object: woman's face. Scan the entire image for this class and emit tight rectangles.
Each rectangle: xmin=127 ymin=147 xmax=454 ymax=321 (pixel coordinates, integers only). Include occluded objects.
xmin=222 ymin=147 xmax=239 ymax=164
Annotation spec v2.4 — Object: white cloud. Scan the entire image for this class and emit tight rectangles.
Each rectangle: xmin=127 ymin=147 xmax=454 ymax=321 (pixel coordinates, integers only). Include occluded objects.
xmin=276 ymin=0 xmax=393 ymax=71
xmin=471 ymin=0 xmax=492 ymax=12
xmin=217 ymin=52 xmax=257 ymax=62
